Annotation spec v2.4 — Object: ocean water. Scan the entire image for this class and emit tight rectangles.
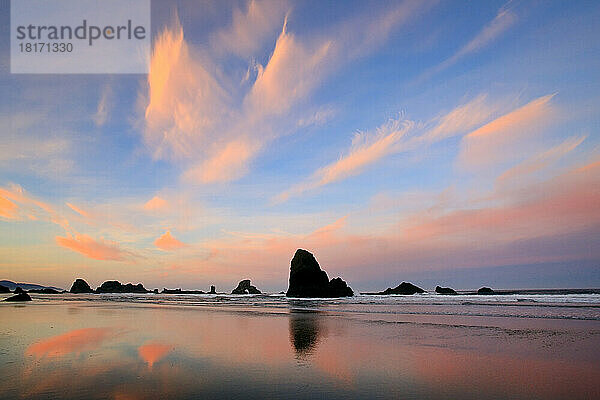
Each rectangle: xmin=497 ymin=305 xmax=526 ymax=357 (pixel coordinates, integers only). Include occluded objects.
xmin=24 ymin=291 xmax=600 ymax=321
xmin=1 ymin=291 xmax=599 ymax=399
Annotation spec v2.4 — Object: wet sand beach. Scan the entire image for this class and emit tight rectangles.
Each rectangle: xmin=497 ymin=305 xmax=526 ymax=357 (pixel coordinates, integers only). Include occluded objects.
xmin=1 ymin=293 xmax=599 ymax=399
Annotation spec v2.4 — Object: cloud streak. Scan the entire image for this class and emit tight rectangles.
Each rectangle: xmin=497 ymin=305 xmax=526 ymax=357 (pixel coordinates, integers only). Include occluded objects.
xmin=420 ymin=4 xmax=517 ymax=80
xmin=458 ymin=93 xmax=556 ymax=170
xmin=275 ymin=119 xmax=413 ymax=202
xmin=55 ymin=233 xmax=135 ymax=261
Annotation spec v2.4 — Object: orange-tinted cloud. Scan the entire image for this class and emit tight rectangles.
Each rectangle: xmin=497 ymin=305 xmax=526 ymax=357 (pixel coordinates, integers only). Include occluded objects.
xmin=142 ymin=4 xmax=429 ymax=185
xmin=143 ymin=20 xmax=228 ymax=161
xmin=245 ymin=18 xmax=332 ymax=117
xmin=0 ymin=183 xmax=68 ymax=229
xmin=459 ymin=94 xmax=556 ymax=169
xmin=210 ymin=0 xmax=289 ymax=58
xmin=138 ymin=343 xmax=172 ymax=369
xmin=154 ymin=230 xmax=187 ymax=251
xmin=143 ymin=196 xmax=169 ymax=212
xmin=0 ymin=195 xmax=18 ymax=219
xmin=66 ymin=202 xmax=92 ymax=219
xmin=275 ymin=119 xmax=413 ymax=202
xmin=56 ymin=233 xmax=132 ymax=261
xmin=419 ymin=94 xmax=495 ymax=142
xmin=26 ymin=328 xmax=112 ymax=358
xmin=184 ymin=140 xmax=257 ymax=184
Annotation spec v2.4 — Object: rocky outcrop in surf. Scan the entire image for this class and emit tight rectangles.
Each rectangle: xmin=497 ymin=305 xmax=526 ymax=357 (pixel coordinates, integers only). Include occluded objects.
xmin=4 ymin=292 xmax=32 ymax=301
xmin=286 ymin=249 xmax=353 ymax=298
xmin=70 ymin=279 xmax=94 ymax=293
xmin=231 ymin=280 xmax=261 ymax=294
xmin=95 ymin=281 xmax=149 ymax=293
xmin=365 ymin=282 xmax=425 ymax=295
xmin=477 ymin=287 xmax=495 ymax=295
xmin=435 ymin=286 xmax=457 ymax=295
xmin=0 ymin=285 xmax=10 ymax=293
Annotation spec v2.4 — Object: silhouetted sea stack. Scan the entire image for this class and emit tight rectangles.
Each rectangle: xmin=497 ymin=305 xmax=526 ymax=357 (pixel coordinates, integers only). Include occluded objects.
xmin=209 ymin=285 xmax=216 ymax=294
xmin=366 ymin=282 xmax=425 ymax=295
xmin=14 ymin=287 xmax=25 ymax=294
xmin=231 ymin=280 xmax=261 ymax=294
xmin=286 ymin=249 xmax=353 ymax=298
xmin=435 ymin=286 xmax=457 ymax=295
xmin=0 ymin=285 xmax=10 ymax=293
xmin=70 ymin=279 xmax=94 ymax=294
xmin=4 ymin=292 xmax=32 ymax=302
xmin=477 ymin=287 xmax=495 ymax=295
xmin=96 ymin=281 xmax=149 ymax=293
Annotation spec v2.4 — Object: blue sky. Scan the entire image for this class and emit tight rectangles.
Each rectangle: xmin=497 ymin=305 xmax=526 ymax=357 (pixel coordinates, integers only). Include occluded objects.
xmin=0 ymin=0 xmax=599 ymax=291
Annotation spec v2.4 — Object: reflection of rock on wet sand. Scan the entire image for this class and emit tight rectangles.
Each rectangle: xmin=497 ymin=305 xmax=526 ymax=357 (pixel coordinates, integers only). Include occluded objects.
xmin=288 ymin=311 xmax=326 ymax=358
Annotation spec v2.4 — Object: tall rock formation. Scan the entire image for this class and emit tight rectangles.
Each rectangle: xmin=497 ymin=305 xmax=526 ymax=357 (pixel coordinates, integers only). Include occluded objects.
xmin=286 ymin=249 xmax=353 ymax=298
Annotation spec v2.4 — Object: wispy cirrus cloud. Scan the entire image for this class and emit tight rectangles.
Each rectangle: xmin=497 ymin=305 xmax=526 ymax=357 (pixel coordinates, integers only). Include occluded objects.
xmin=210 ymin=0 xmax=289 ymax=58
xmin=92 ymin=84 xmax=112 ymax=127
xmin=497 ymin=134 xmax=586 ymax=183
xmin=141 ymin=1 xmax=432 ymax=185
xmin=275 ymin=119 xmax=414 ymax=203
xmin=66 ymin=202 xmax=92 ymax=219
xmin=275 ymin=94 xmax=500 ymax=202
xmin=458 ymin=93 xmax=557 ymax=170
xmin=419 ymin=4 xmax=517 ymax=80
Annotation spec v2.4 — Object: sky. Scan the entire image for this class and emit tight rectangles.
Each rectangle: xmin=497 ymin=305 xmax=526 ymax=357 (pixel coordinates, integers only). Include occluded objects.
xmin=0 ymin=0 xmax=599 ymax=292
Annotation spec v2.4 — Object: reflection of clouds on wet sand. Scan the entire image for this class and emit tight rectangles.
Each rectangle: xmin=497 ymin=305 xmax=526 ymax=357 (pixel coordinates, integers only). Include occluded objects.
xmin=26 ymin=327 xmax=113 ymax=358
xmin=5 ymin=303 xmax=600 ymax=399
xmin=138 ymin=343 xmax=172 ymax=369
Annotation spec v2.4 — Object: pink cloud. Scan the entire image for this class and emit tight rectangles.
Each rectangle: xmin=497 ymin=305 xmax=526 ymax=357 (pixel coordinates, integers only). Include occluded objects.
xmin=142 ymin=5 xmax=430 ymax=185
xmin=143 ymin=196 xmax=169 ymax=212
xmin=210 ymin=0 xmax=289 ymax=58
xmin=0 ymin=195 xmax=18 ymax=219
xmin=55 ymin=233 xmax=132 ymax=261
xmin=173 ymin=161 xmax=600 ymax=288
xmin=183 ymin=140 xmax=257 ymax=184
xmin=154 ymin=230 xmax=187 ymax=251
xmin=458 ymin=94 xmax=557 ymax=170
xmin=497 ymin=135 xmax=586 ymax=183
xmin=143 ymin=20 xmax=229 ymax=161
xmin=275 ymin=119 xmax=413 ymax=202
